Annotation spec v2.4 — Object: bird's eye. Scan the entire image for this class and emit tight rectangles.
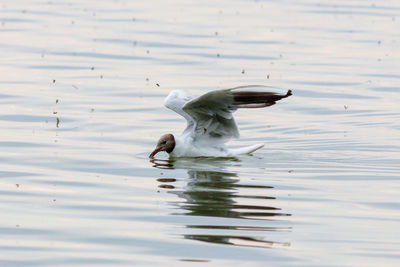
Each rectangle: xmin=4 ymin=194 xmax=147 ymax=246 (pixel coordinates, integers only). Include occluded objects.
xmin=162 ymin=140 xmax=167 ymax=144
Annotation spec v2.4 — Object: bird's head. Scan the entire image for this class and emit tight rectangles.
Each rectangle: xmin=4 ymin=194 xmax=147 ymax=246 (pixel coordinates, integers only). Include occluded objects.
xmin=149 ymin=133 xmax=175 ymax=158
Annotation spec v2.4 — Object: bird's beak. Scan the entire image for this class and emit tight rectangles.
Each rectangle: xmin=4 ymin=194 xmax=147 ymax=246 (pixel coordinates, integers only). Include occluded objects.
xmin=149 ymin=147 xmax=161 ymax=158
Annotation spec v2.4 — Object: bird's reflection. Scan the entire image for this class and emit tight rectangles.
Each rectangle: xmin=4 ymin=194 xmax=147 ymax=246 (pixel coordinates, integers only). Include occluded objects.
xmin=151 ymin=157 xmax=291 ymax=248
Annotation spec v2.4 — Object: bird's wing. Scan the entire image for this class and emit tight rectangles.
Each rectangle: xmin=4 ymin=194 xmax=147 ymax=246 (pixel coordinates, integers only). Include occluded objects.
xmin=164 ymin=90 xmax=195 ymax=132
xmin=182 ymin=85 xmax=292 ymax=140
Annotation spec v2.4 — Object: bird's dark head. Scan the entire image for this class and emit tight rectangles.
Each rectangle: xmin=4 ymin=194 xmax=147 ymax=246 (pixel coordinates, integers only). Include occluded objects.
xmin=149 ymin=134 xmax=175 ymax=158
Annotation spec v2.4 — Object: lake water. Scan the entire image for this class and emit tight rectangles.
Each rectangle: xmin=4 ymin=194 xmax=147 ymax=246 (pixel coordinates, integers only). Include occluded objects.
xmin=0 ymin=0 xmax=399 ymax=266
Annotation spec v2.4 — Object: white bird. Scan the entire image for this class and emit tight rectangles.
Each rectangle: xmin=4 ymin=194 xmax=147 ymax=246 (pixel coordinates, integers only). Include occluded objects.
xmin=149 ymin=85 xmax=292 ymax=158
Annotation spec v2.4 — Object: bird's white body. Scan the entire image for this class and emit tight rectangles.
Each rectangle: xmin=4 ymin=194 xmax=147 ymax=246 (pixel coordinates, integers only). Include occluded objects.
xmin=150 ymin=86 xmax=292 ymax=158
xmin=170 ymin=132 xmax=264 ymax=157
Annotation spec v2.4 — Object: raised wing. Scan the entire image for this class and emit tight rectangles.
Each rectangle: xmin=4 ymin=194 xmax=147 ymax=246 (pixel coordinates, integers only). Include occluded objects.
xmin=182 ymin=85 xmax=292 ymax=140
xmin=164 ymin=90 xmax=195 ymax=131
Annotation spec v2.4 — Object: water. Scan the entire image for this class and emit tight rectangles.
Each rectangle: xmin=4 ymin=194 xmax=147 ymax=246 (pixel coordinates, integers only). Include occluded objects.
xmin=1 ymin=0 xmax=399 ymax=266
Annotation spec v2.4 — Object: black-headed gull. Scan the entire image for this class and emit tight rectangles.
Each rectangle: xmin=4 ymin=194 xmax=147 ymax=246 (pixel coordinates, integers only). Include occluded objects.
xmin=150 ymin=85 xmax=292 ymax=158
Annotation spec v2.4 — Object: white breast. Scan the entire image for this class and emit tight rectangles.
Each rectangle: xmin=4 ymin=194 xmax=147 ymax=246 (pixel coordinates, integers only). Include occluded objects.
xmin=170 ymin=135 xmax=230 ymax=157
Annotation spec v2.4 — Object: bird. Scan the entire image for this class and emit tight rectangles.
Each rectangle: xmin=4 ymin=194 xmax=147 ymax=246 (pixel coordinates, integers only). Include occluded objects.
xmin=149 ymin=85 xmax=292 ymax=158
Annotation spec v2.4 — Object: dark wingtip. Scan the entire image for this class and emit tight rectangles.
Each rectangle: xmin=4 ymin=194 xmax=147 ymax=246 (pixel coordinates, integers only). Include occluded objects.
xmin=233 ymin=88 xmax=292 ymax=108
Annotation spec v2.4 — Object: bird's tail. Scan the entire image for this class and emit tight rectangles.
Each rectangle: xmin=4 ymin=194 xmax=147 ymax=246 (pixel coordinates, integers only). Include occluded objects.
xmin=229 ymin=143 xmax=264 ymax=155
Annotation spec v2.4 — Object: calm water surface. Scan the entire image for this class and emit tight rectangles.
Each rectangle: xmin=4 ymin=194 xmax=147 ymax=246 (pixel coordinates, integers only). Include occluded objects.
xmin=0 ymin=0 xmax=399 ymax=266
